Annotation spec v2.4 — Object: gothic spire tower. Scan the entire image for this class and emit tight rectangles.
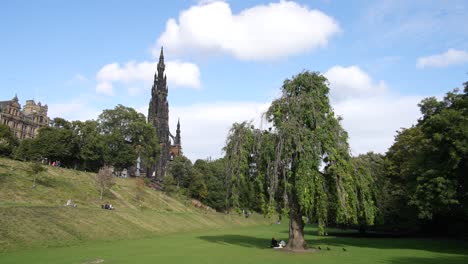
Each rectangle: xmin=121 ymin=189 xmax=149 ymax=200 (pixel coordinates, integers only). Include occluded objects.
xmin=175 ymin=118 xmax=181 ymax=145
xmin=148 ymin=47 xmax=170 ymax=180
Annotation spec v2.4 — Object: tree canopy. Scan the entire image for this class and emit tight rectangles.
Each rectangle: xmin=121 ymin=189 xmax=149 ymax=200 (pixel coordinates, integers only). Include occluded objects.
xmin=224 ymin=71 xmax=372 ymax=250
xmin=385 ymin=83 xmax=468 ymax=234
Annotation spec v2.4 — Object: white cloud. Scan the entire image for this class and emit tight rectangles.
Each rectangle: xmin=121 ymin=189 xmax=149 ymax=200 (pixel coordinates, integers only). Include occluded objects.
xmin=155 ymin=0 xmax=340 ymax=60
xmin=128 ymin=86 xmax=144 ymax=96
xmin=96 ymin=82 xmax=114 ymax=96
xmin=417 ymin=49 xmax=468 ymax=68
xmin=333 ymin=95 xmax=423 ymax=156
xmin=48 ymin=102 xmax=101 ymax=121
xmin=95 ymin=60 xmax=201 ymax=96
xmin=165 ymin=61 xmax=201 ymax=88
xmin=324 ymin=65 xmax=387 ymax=101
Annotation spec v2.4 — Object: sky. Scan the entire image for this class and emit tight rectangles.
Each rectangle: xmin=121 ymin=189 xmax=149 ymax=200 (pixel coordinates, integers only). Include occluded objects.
xmin=1 ymin=0 xmax=468 ymax=161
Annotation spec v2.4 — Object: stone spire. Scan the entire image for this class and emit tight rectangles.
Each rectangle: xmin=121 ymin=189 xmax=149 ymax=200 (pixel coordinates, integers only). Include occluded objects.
xmin=175 ymin=118 xmax=181 ymax=145
xmin=148 ymin=47 xmax=170 ymax=181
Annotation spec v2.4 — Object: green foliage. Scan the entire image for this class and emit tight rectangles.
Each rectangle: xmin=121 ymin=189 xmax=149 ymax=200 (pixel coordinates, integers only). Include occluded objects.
xmin=189 ymin=169 xmax=208 ymax=200
xmin=32 ymin=119 xmax=79 ymax=166
xmin=0 ymin=124 xmax=18 ymax=157
xmin=225 ymin=71 xmax=362 ymax=245
xmin=385 ymin=83 xmax=468 ymax=234
xmin=71 ymin=120 xmax=105 ymax=172
xmin=351 ymin=153 xmax=384 ymax=230
xmin=168 ymin=156 xmax=193 ymax=188
xmin=10 ymin=104 xmax=160 ymax=174
xmin=14 ymin=138 xmax=37 ymax=161
xmin=193 ymin=159 xmax=228 ymax=211
xmin=223 ymin=122 xmax=255 ymax=211
xmin=98 ymin=105 xmax=159 ymax=170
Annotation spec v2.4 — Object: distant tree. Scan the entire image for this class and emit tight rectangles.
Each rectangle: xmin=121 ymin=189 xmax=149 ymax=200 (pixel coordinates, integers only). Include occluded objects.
xmin=168 ymin=156 xmax=192 ymax=188
xmin=189 ymin=169 xmax=208 ymax=201
xmin=223 ymin=122 xmax=255 ymax=212
xmin=351 ymin=153 xmax=384 ymax=233
xmin=14 ymin=138 xmax=41 ymax=161
xmin=163 ymin=174 xmax=178 ymax=194
xmin=386 ymin=83 xmax=468 ymax=234
xmin=29 ymin=162 xmax=47 ymax=188
xmin=95 ymin=166 xmax=115 ymax=200
xmin=33 ymin=117 xmax=79 ymax=167
xmin=194 ymin=159 xmax=227 ymax=211
xmin=98 ymin=105 xmax=159 ymax=171
xmin=71 ymin=120 xmax=105 ymax=171
xmin=0 ymin=124 xmax=18 ymax=157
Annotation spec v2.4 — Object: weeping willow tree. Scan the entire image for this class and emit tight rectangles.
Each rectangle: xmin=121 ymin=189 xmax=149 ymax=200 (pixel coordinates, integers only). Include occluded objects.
xmin=225 ymin=71 xmax=376 ymax=251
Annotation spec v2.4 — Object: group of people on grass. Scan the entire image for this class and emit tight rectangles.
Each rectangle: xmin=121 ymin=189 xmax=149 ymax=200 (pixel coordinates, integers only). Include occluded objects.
xmin=101 ymin=203 xmax=114 ymax=210
xmin=271 ymin=237 xmax=286 ymax=249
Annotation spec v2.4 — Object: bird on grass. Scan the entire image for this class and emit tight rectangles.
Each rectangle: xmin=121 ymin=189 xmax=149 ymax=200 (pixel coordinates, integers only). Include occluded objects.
xmin=318 ymin=246 xmax=322 ymax=250
xmin=342 ymin=248 xmax=347 ymax=251
xmin=327 ymin=247 xmax=330 ymax=251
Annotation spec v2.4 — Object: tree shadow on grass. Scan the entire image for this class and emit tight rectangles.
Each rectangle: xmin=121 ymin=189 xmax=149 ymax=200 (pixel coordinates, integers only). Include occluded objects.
xmin=274 ymin=226 xmax=468 ymax=255
xmin=198 ymin=235 xmax=271 ymax=249
xmin=308 ymin=235 xmax=468 ymax=255
xmin=388 ymin=255 xmax=468 ymax=264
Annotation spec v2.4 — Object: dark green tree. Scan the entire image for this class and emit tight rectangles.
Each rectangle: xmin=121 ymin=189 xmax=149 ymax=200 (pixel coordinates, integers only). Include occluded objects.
xmin=0 ymin=124 xmax=18 ymax=157
xmin=71 ymin=120 xmax=105 ymax=171
xmin=32 ymin=118 xmax=79 ymax=166
xmin=98 ymin=105 xmax=159 ymax=170
xmin=14 ymin=138 xmax=41 ymax=161
xmin=167 ymin=155 xmax=192 ymax=188
xmin=386 ymin=83 xmax=468 ymax=234
xmin=201 ymin=159 xmax=228 ymax=211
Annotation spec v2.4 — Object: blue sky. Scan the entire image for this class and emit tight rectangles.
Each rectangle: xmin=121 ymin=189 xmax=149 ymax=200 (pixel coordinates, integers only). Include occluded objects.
xmin=1 ymin=0 xmax=468 ymax=160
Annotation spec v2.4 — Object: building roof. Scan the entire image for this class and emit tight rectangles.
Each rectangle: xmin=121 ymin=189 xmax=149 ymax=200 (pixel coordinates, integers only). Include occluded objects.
xmin=0 ymin=100 xmax=12 ymax=111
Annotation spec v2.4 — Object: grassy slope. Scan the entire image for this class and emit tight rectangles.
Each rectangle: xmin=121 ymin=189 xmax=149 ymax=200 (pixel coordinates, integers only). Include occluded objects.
xmin=0 ymin=158 xmax=267 ymax=252
xmin=1 ymin=224 xmax=467 ymax=264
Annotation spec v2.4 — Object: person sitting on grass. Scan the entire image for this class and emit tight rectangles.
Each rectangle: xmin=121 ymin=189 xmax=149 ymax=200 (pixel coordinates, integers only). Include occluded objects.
xmin=65 ymin=199 xmax=77 ymax=207
xmin=271 ymin=237 xmax=279 ymax=248
xmin=279 ymin=240 xmax=286 ymax=248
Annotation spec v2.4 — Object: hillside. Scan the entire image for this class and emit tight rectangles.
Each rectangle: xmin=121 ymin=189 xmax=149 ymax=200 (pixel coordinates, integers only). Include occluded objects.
xmin=0 ymin=158 xmax=267 ymax=252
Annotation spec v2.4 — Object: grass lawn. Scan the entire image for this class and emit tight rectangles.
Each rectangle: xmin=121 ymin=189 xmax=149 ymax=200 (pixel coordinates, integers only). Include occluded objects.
xmin=1 ymin=223 xmax=467 ymax=264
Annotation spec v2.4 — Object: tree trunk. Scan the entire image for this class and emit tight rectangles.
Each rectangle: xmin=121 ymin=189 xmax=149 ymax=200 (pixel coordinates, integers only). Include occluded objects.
xmin=100 ymin=187 xmax=103 ymax=200
xmin=286 ymin=194 xmax=307 ymax=250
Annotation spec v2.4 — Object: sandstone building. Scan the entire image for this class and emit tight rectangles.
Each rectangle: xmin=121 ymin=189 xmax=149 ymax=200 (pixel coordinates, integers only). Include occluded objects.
xmin=0 ymin=95 xmax=50 ymax=139
xmin=148 ymin=47 xmax=182 ymax=180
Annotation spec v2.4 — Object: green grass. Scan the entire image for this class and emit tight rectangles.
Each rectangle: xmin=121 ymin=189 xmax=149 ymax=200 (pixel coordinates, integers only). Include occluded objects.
xmin=1 ymin=157 xmax=468 ymax=263
xmin=0 ymin=223 xmax=467 ymax=264
xmin=0 ymin=158 xmax=267 ymax=252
